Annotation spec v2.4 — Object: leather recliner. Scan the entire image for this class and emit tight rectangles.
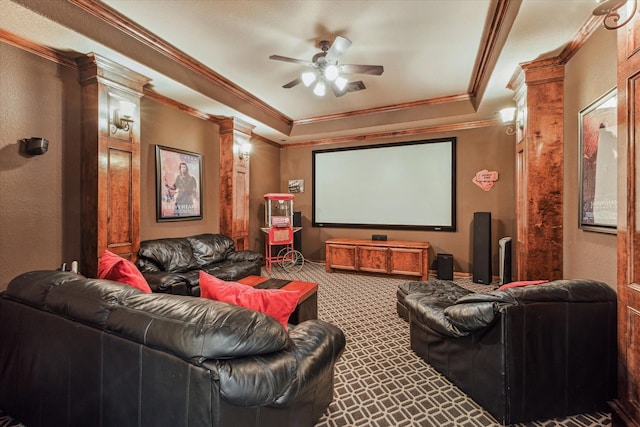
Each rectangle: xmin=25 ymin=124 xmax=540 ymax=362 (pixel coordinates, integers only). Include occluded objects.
xmin=401 ymin=279 xmax=617 ymax=425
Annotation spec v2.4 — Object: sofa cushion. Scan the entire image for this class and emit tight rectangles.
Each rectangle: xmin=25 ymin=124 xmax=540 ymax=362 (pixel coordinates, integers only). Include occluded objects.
xmin=107 ymin=292 xmax=289 ymax=363
xmin=199 ymin=271 xmax=300 ymax=328
xmin=188 ymin=233 xmax=235 ymax=266
xmin=98 ymin=250 xmax=152 ymax=293
xmin=6 ymin=271 xmax=143 ymax=328
xmin=138 ymin=237 xmax=198 ymax=273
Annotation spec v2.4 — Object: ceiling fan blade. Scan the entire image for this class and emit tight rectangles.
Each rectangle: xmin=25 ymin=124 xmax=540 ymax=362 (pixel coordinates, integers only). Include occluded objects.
xmin=331 ymin=80 xmax=366 ymax=97
xmin=345 ymin=81 xmax=366 ymax=93
xmin=325 ymin=36 xmax=352 ymax=63
xmin=283 ymin=77 xmax=302 ymax=89
xmin=331 ymin=83 xmax=347 ymax=97
xmin=340 ymin=64 xmax=384 ymax=76
xmin=269 ymin=55 xmax=313 ymax=66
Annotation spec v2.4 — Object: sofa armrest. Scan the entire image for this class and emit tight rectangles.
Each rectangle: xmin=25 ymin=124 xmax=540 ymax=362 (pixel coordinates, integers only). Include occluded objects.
xmin=405 ymin=292 xmax=518 ymax=337
xmin=206 ymin=319 xmax=345 ymax=407
xmin=275 ymin=320 xmax=346 ymax=404
xmin=141 ymin=272 xmax=189 ymax=295
xmin=226 ymin=250 xmax=264 ymax=263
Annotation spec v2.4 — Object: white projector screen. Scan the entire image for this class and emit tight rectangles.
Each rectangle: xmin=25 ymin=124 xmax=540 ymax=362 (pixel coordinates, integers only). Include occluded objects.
xmin=312 ymin=138 xmax=456 ymax=231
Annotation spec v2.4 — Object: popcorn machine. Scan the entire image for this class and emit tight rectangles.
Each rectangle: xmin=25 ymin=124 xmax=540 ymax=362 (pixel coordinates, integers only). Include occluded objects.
xmin=261 ymin=193 xmax=304 ymax=273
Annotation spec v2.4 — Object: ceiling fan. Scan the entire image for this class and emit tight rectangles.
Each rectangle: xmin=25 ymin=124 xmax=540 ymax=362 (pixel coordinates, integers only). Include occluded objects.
xmin=269 ymin=36 xmax=384 ymax=97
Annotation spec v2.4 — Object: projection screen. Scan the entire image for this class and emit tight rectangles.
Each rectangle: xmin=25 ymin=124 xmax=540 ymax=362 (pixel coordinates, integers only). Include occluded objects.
xmin=312 ymin=138 xmax=456 ymax=231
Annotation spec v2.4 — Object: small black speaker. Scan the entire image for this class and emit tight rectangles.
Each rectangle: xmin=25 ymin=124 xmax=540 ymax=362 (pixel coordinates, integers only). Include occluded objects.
xmin=23 ymin=137 xmax=49 ymax=155
xmin=293 ymin=211 xmax=302 ymax=252
xmin=372 ymin=234 xmax=387 ymax=241
xmin=437 ymin=253 xmax=454 ymax=280
xmin=472 ymin=212 xmax=492 ymax=284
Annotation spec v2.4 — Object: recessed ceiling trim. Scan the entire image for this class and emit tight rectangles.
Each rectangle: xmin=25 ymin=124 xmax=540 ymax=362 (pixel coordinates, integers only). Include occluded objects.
xmin=468 ymin=0 xmax=522 ymax=108
xmin=285 ymin=118 xmax=501 ymax=149
xmin=0 ymin=28 xmax=77 ymax=69
xmin=65 ymin=0 xmax=294 ymax=131
xmin=293 ymin=93 xmax=473 ymax=126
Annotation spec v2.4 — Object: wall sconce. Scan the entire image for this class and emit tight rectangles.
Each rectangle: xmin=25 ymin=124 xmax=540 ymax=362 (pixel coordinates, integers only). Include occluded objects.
xmin=593 ymin=0 xmax=637 ymax=30
xmin=234 ymin=140 xmax=252 ymax=161
xmin=111 ymin=100 xmax=136 ymax=132
xmin=500 ymin=107 xmax=518 ymax=135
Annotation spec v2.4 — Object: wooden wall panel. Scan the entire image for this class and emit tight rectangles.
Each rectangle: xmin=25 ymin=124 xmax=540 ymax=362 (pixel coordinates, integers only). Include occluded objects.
xmin=513 ymin=62 xmax=564 ymax=281
xmin=77 ymin=54 xmax=148 ymax=275
xmin=611 ymin=9 xmax=640 ymax=426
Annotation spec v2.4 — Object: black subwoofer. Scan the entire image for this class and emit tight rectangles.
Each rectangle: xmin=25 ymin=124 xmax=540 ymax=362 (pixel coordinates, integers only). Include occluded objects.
xmin=437 ymin=253 xmax=454 ymax=280
xmin=293 ymin=211 xmax=302 ymax=252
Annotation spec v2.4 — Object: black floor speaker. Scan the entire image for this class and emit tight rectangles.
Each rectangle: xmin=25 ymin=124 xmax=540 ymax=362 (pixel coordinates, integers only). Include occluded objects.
xmin=473 ymin=212 xmax=492 ymax=284
xmin=437 ymin=253 xmax=454 ymax=280
xmin=293 ymin=211 xmax=302 ymax=252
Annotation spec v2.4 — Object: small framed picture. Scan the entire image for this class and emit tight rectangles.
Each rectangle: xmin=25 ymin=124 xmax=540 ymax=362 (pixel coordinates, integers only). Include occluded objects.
xmin=156 ymin=145 xmax=203 ymax=222
xmin=288 ymin=179 xmax=304 ymax=193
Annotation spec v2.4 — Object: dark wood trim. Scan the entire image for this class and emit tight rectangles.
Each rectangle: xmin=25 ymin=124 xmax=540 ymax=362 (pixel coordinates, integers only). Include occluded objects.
xmin=68 ymin=0 xmax=293 ymax=128
xmin=0 ymin=29 xmax=77 ymax=69
xmin=143 ymin=87 xmax=221 ymax=122
xmin=285 ymin=119 xmax=501 ymax=148
xmin=293 ymin=94 xmax=472 ymax=126
xmin=468 ymin=0 xmax=521 ymax=108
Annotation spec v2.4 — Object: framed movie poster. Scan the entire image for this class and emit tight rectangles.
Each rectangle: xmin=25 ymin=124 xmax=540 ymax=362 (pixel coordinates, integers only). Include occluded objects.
xmin=578 ymin=87 xmax=617 ymax=234
xmin=156 ymin=145 xmax=203 ymax=222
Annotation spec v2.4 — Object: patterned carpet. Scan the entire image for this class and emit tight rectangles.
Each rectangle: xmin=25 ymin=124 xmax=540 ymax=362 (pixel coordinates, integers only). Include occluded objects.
xmin=265 ymin=261 xmax=612 ymax=427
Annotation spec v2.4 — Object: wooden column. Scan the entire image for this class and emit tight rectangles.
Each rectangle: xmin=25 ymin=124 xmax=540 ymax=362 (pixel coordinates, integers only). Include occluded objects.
xmin=219 ymin=117 xmax=253 ymax=250
xmin=77 ymin=53 xmax=149 ymax=277
xmin=610 ymin=8 xmax=640 ymax=426
xmin=510 ymin=60 xmax=564 ymax=281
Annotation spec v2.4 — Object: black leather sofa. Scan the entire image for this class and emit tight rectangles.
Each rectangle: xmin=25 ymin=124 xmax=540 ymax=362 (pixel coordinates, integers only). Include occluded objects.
xmin=136 ymin=233 xmax=264 ymax=296
xmin=0 ymin=270 xmax=345 ymax=427
xmin=399 ymin=279 xmax=617 ymax=425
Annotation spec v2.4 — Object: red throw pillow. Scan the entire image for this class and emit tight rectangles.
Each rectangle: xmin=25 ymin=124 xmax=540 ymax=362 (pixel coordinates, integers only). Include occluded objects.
xmin=98 ymin=250 xmax=152 ymax=293
xmin=498 ymin=280 xmax=549 ymax=291
xmin=199 ymin=271 xmax=300 ymax=328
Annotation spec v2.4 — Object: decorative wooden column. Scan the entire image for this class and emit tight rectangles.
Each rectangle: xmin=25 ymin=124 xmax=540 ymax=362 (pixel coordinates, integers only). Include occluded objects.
xmin=219 ymin=117 xmax=253 ymax=250
xmin=510 ymin=59 xmax=564 ymax=281
xmin=610 ymin=9 xmax=640 ymax=426
xmin=77 ymin=53 xmax=149 ymax=277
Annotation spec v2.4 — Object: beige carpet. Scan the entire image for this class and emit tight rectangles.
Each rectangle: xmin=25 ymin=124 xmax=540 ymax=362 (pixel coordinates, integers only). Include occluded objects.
xmin=265 ymin=261 xmax=611 ymax=427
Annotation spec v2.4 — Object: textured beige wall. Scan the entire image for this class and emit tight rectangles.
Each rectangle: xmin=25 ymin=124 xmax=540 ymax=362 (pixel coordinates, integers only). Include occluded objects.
xmin=279 ymin=126 xmax=516 ymax=274
xmin=139 ymin=98 xmax=220 ymax=240
xmin=0 ymin=44 xmax=82 ymax=289
xmin=248 ymin=140 xmax=281 ymax=253
xmin=563 ymin=27 xmax=617 ymax=287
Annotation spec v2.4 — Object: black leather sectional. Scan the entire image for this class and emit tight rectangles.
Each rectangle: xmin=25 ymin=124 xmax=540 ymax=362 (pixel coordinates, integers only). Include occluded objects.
xmin=135 ymin=233 xmax=264 ymax=296
xmin=0 ymin=270 xmax=345 ymax=427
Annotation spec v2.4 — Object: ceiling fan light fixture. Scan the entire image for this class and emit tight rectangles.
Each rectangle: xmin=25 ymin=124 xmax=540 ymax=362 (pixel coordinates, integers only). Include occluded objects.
xmin=335 ymin=76 xmax=348 ymax=91
xmin=301 ymin=71 xmax=317 ymax=87
xmin=324 ymin=64 xmax=339 ymax=81
xmin=313 ymin=81 xmax=326 ymax=96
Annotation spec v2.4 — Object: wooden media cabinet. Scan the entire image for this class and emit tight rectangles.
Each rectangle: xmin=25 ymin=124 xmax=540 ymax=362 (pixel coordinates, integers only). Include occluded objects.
xmin=325 ymin=238 xmax=430 ymax=280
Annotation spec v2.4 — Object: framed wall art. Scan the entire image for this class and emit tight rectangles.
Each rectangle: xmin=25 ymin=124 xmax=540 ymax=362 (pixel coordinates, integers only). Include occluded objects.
xmin=156 ymin=145 xmax=203 ymax=222
xmin=578 ymin=87 xmax=617 ymax=234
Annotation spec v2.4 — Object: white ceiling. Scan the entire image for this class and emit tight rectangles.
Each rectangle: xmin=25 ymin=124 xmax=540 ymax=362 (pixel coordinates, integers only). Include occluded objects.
xmin=1 ymin=0 xmax=600 ymax=144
